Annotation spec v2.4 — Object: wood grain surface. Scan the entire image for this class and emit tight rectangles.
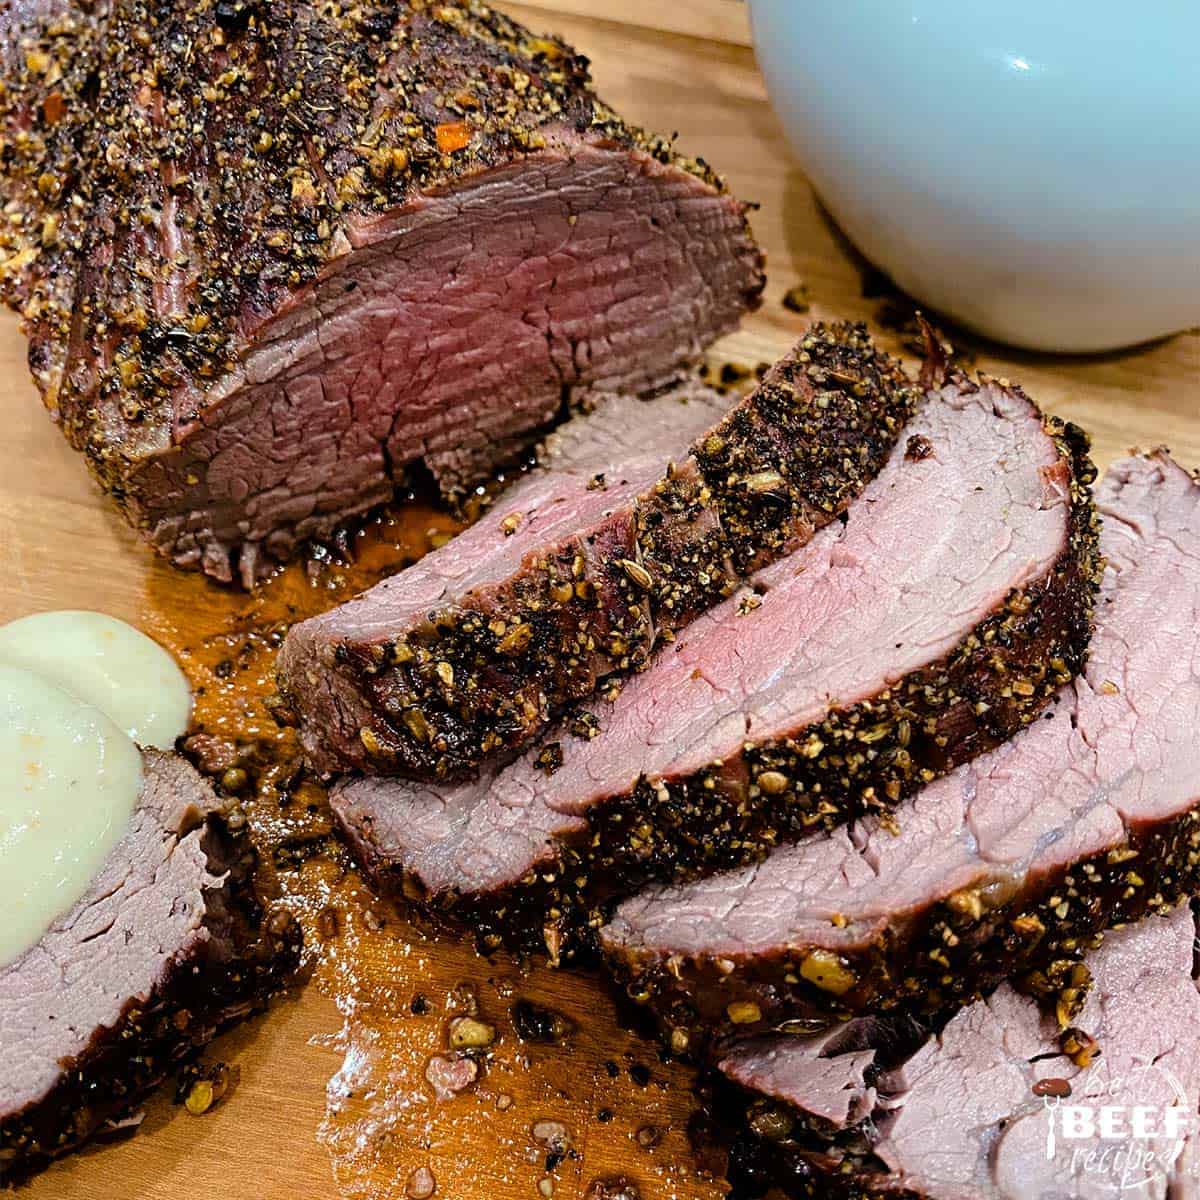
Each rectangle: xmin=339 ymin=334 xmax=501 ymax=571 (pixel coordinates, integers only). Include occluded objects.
xmin=3 ymin=5 xmax=1197 ymax=1200
xmin=510 ymin=0 xmax=751 ymax=45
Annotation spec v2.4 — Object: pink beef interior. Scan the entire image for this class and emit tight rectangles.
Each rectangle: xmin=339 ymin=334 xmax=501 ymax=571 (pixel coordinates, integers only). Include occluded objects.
xmin=298 ymin=461 xmax=663 ymax=645
xmin=133 ymin=147 xmax=761 ymax=582
xmin=334 ymin=375 xmax=1070 ymax=896
xmin=721 ymin=1020 xmax=881 ymax=1131
xmin=536 ymin=382 xmax=730 ymax=476
xmin=285 ymin=384 xmax=729 ymax=646
xmin=722 ymin=906 xmax=1200 ymax=1199
xmin=602 ymin=454 xmax=1200 ymax=962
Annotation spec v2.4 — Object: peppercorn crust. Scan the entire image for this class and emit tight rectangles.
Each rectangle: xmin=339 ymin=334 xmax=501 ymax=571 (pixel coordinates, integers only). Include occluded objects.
xmin=0 ymin=797 xmax=300 ymax=1182
xmin=715 ymin=1080 xmax=930 ymax=1200
xmin=613 ymin=803 xmax=1200 ymax=1063
xmin=336 ymin=362 xmax=1102 ymax=964
xmin=280 ymin=321 xmax=919 ymax=779
xmin=731 ymin=1145 xmax=927 ymax=1200
xmin=0 ymin=0 xmax=764 ymax=580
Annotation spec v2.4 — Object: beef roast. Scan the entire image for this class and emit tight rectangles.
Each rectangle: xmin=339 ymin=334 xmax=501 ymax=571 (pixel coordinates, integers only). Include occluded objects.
xmin=0 ymin=1 xmax=764 ymax=585
xmin=278 ymin=324 xmax=917 ymax=779
xmin=330 ymin=367 xmax=1097 ymax=960
xmin=0 ymin=750 xmax=299 ymax=1179
xmin=602 ymin=453 xmax=1200 ymax=1052
xmin=720 ymin=906 xmax=1200 ymax=1200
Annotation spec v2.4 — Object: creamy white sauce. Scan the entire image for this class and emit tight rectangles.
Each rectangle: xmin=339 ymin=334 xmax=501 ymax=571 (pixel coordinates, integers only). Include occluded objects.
xmin=0 ymin=610 xmax=191 ymax=749
xmin=0 ymin=664 xmax=144 ymax=969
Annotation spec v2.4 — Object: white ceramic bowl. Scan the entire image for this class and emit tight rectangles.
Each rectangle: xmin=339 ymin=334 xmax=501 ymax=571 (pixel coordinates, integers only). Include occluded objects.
xmin=748 ymin=0 xmax=1200 ymax=352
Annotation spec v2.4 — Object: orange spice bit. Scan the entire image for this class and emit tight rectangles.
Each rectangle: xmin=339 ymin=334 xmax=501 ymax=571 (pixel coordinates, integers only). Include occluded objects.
xmin=435 ymin=121 xmax=471 ymax=154
xmin=42 ymin=91 xmax=65 ymax=125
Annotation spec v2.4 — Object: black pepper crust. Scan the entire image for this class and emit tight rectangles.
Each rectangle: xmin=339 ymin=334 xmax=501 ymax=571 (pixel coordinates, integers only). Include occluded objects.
xmin=619 ymin=804 xmax=1200 ymax=1064
xmin=0 ymin=808 xmax=301 ymax=1183
xmin=342 ymin=360 xmax=1102 ymax=966
xmin=728 ymin=1146 xmax=925 ymax=1200
xmin=282 ymin=322 xmax=919 ymax=780
xmin=0 ymin=0 xmax=763 ymax=566
xmin=713 ymin=1076 xmax=926 ymax=1200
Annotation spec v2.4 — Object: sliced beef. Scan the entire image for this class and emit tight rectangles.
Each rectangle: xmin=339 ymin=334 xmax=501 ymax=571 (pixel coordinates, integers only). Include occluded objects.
xmin=602 ymin=453 xmax=1200 ymax=1052
xmin=0 ymin=750 xmax=299 ymax=1180
xmin=278 ymin=325 xmax=917 ymax=779
xmin=276 ymin=383 xmax=728 ymax=778
xmin=331 ymin=367 xmax=1098 ymax=960
xmin=721 ymin=906 xmax=1200 ymax=1200
xmin=0 ymin=1 xmax=764 ymax=585
xmin=724 ymin=1018 xmax=888 ymax=1136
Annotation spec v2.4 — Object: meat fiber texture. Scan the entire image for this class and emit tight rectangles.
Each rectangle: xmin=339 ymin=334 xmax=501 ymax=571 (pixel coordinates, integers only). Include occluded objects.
xmin=331 ymin=366 xmax=1098 ymax=960
xmin=279 ymin=324 xmax=917 ymax=780
xmin=0 ymin=0 xmax=764 ymax=584
xmin=603 ymin=453 xmax=1200 ymax=1052
xmin=721 ymin=906 xmax=1200 ymax=1200
xmin=0 ymin=751 xmax=299 ymax=1180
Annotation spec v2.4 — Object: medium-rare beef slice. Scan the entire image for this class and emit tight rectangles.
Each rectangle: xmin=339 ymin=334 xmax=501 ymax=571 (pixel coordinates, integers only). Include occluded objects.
xmin=276 ymin=383 xmax=730 ymax=778
xmin=0 ymin=0 xmax=764 ymax=585
xmin=0 ymin=750 xmax=300 ymax=1180
xmin=602 ymin=453 xmax=1199 ymax=1052
xmin=724 ymin=1018 xmax=891 ymax=1140
xmin=331 ymin=367 xmax=1098 ymax=961
xmin=279 ymin=324 xmax=917 ymax=779
xmin=719 ymin=907 xmax=1200 ymax=1200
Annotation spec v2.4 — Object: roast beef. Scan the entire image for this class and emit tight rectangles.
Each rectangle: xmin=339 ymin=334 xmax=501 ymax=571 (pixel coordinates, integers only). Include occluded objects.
xmin=278 ymin=324 xmax=917 ymax=779
xmin=0 ymin=0 xmax=764 ymax=585
xmin=720 ymin=906 xmax=1200 ymax=1200
xmin=330 ymin=367 xmax=1098 ymax=961
xmin=602 ymin=453 xmax=1200 ymax=1053
xmin=0 ymin=750 xmax=299 ymax=1180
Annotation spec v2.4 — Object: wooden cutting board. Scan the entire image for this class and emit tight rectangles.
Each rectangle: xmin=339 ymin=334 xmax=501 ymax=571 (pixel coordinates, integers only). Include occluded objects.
xmin=3 ymin=6 xmax=1197 ymax=1200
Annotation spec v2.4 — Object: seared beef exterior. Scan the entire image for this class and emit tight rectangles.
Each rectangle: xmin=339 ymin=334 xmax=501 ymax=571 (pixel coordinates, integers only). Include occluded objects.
xmin=0 ymin=751 xmax=299 ymax=1180
xmin=720 ymin=907 xmax=1200 ymax=1200
xmin=331 ymin=367 xmax=1098 ymax=961
xmin=0 ymin=0 xmax=764 ymax=584
xmin=279 ymin=324 xmax=917 ymax=779
xmin=603 ymin=454 xmax=1199 ymax=1053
